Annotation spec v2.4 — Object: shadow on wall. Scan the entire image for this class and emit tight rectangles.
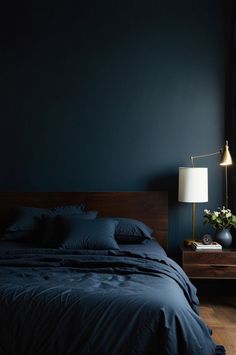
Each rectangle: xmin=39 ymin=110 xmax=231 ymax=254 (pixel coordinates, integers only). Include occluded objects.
xmin=146 ymin=173 xmax=181 ymax=259
xmin=147 ymin=174 xmax=178 ymax=224
xmin=146 ymin=173 xmax=178 ymax=208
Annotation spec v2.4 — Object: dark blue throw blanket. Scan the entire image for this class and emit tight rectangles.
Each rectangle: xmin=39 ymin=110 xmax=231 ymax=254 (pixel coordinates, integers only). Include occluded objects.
xmin=0 ymin=249 xmax=224 ymax=355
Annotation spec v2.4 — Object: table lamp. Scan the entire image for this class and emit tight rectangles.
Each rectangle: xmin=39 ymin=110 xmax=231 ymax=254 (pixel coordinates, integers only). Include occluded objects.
xmin=178 ymin=167 xmax=208 ymax=245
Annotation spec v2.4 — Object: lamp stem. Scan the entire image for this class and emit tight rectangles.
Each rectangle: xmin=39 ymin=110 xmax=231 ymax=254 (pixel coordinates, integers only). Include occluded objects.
xmin=225 ymin=165 xmax=228 ymax=209
xmin=192 ymin=202 xmax=196 ymax=242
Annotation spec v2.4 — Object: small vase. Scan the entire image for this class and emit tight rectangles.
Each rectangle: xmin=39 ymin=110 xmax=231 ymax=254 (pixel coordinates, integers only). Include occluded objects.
xmin=215 ymin=228 xmax=232 ymax=248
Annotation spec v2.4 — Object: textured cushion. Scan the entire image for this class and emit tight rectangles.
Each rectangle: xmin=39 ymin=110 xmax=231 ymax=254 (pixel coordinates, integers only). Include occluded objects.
xmin=60 ymin=218 xmax=119 ymax=250
xmin=114 ymin=218 xmax=153 ymax=243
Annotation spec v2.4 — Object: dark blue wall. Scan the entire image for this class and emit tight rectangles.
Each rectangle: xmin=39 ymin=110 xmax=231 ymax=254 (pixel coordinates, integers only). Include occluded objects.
xmin=1 ymin=0 xmax=230 ymax=254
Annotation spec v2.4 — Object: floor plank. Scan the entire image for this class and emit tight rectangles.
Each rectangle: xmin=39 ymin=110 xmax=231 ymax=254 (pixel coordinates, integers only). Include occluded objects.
xmin=199 ymin=296 xmax=236 ymax=355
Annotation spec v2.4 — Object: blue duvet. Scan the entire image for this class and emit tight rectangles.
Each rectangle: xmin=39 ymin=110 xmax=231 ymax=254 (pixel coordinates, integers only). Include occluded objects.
xmin=0 ymin=248 xmax=224 ymax=355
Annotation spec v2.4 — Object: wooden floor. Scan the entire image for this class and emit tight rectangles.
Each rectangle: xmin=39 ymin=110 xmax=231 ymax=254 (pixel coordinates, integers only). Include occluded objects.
xmin=199 ymin=296 xmax=236 ymax=355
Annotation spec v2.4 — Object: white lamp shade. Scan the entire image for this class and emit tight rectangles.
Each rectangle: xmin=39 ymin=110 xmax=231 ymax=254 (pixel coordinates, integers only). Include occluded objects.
xmin=178 ymin=167 xmax=208 ymax=203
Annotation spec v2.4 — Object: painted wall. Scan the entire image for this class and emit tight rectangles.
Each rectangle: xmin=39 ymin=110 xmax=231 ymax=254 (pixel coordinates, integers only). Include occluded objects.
xmin=0 ymin=0 xmax=229 ymax=255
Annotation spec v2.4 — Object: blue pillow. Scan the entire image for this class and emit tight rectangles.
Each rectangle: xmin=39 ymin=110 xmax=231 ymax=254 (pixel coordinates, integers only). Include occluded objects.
xmin=42 ymin=211 xmax=98 ymax=247
xmin=1 ymin=231 xmax=36 ymax=242
xmin=113 ymin=218 xmax=153 ymax=243
xmin=6 ymin=205 xmax=86 ymax=232
xmin=6 ymin=207 xmax=49 ymax=232
xmin=2 ymin=205 xmax=94 ymax=242
xmin=60 ymin=218 xmax=119 ymax=250
xmin=50 ymin=204 xmax=86 ymax=216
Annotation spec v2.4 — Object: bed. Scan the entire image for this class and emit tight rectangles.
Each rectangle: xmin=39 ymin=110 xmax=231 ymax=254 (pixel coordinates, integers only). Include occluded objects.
xmin=0 ymin=191 xmax=224 ymax=355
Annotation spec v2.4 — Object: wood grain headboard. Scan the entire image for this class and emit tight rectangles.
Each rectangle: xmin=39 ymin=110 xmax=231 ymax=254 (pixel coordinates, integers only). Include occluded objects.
xmin=0 ymin=191 xmax=168 ymax=250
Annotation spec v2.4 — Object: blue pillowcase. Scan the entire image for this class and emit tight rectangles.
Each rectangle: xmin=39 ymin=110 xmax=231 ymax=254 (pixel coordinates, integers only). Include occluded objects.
xmin=2 ymin=205 xmax=93 ymax=242
xmin=6 ymin=205 xmax=86 ymax=232
xmin=6 ymin=207 xmax=49 ymax=232
xmin=42 ymin=211 xmax=98 ymax=247
xmin=49 ymin=204 xmax=86 ymax=216
xmin=60 ymin=218 xmax=119 ymax=250
xmin=2 ymin=206 xmax=48 ymax=242
xmin=2 ymin=205 xmax=153 ymax=247
xmin=2 ymin=231 xmax=36 ymax=242
xmin=113 ymin=218 xmax=153 ymax=243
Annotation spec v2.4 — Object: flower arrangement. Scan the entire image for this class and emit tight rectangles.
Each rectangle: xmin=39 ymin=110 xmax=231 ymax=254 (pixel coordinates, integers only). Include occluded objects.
xmin=203 ymin=207 xmax=236 ymax=230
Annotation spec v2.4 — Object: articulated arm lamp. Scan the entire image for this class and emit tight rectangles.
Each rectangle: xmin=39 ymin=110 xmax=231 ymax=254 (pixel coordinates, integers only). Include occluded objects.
xmin=191 ymin=140 xmax=232 ymax=209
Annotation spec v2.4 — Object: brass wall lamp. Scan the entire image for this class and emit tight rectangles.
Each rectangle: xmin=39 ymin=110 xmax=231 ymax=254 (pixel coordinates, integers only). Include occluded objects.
xmin=190 ymin=140 xmax=233 ymax=209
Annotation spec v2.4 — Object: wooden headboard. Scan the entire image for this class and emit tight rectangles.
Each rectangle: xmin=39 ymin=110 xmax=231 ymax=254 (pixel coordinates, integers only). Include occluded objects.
xmin=0 ymin=191 xmax=168 ymax=250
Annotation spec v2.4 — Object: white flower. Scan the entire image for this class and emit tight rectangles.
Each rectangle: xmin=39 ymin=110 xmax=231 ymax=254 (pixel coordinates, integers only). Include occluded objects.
xmin=203 ymin=206 xmax=236 ymax=229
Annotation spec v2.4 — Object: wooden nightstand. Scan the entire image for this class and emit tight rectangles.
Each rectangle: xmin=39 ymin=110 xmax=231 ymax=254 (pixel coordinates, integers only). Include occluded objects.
xmin=181 ymin=247 xmax=236 ymax=279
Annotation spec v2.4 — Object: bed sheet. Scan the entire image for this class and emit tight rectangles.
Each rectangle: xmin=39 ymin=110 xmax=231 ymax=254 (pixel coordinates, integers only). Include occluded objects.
xmin=119 ymin=239 xmax=167 ymax=257
xmin=0 ymin=238 xmax=166 ymax=256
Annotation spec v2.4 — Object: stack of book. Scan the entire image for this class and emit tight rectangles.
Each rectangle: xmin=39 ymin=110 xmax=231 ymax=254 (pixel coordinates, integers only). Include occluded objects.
xmin=191 ymin=241 xmax=222 ymax=251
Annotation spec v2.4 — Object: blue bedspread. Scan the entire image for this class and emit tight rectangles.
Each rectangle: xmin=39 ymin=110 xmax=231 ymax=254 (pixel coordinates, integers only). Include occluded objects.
xmin=0 ymin=248 xmax=224 ymax=355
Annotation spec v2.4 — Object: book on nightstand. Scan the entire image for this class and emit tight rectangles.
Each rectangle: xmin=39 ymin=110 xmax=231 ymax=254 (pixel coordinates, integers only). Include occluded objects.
xmin=191 ymin=241 xmax=222 ymax=250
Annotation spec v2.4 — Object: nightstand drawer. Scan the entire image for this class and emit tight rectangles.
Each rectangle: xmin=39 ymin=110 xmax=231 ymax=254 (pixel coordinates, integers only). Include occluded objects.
xmin=183 ymin=251 xmax=236 ymax=265
xmin=183 ymin=264 xmax=236 ymax=279
xmin=181 ymin=247 xmax=236 ymax=279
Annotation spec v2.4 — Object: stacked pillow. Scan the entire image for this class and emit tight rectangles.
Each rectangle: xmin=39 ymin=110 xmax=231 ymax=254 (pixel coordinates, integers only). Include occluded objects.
xmin=41 ymin=211 xmax=99 ymax=248
xmin=2 ymin=205 xmax=154 ymax=250
xmin=3 ymin=204 xmax=89 ymax=242
xmin=58 ymin=217 xmax=119 ymax=250
xmin=111 ymin=217 xmax=153 ymax=244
